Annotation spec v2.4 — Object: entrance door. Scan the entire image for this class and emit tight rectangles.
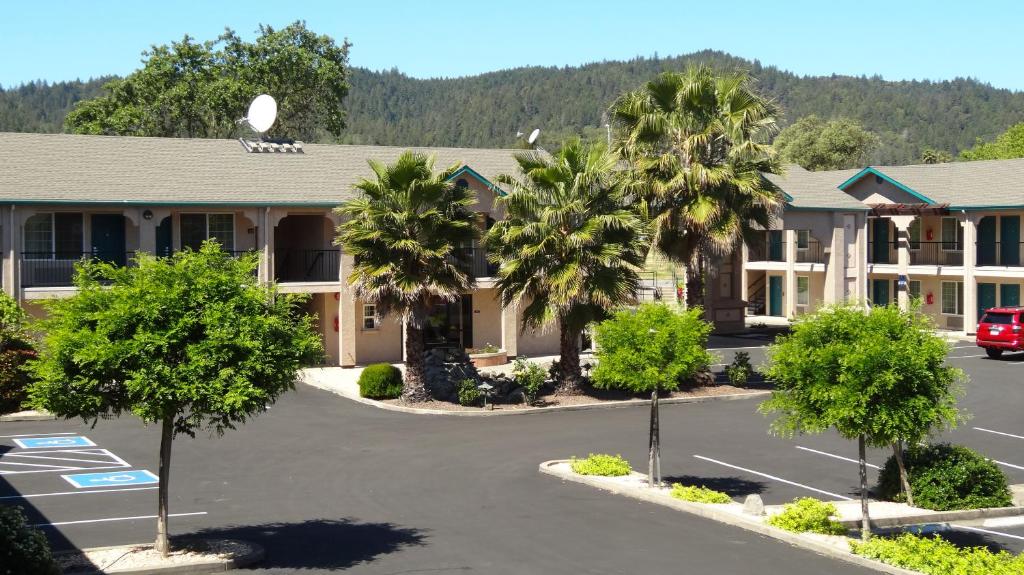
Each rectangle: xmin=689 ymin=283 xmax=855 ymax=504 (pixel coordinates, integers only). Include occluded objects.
xmin=90 ymin=214 xmax=126 ymax=266
xmin=978 ymin=283 xmax=997 ymax=322
xmin=978 ymin=217 xmax=997 ymax=266
xmin=872 ymin=219 xmax=890 ymax=263
xmin=424 ymin=296 xmax=472 ymax=351
xmin=156 ymin=217 xmax=172 ymax=257
xmin=1001 ymin=284 xmax=1020 ymax=307
xmin=1000 ymin=216 xmax=1020 ymax=266
xmin=872 ymin=279 xmax=890 ymax=306
xmin=768 ymin=276 xmax=783 ymax=316
xmin=768 ymin=231 xmax=783 ymax=261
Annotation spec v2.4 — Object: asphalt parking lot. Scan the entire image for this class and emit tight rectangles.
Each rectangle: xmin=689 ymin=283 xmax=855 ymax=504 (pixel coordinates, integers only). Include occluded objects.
xmin=1 ymin=335 xmax=1021 ymax=573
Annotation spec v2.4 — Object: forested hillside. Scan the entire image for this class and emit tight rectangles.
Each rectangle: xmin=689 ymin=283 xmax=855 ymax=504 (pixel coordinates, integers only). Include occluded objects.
xmin=4 ymin=50 xmax=1024 ymax=165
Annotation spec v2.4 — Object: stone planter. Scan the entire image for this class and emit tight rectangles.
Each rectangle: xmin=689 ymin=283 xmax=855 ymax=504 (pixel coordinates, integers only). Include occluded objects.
xmin=469 ymin=350 xmax=508 ymax=368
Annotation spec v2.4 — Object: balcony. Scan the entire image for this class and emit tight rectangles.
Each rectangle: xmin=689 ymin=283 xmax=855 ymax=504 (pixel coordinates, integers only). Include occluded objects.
xmin=747 ymin=239 xmax=825 ymax=264
xmin=454 ymin=247 xmax=498 ymax=278
xmin=976 ymin=242 xmax=1024 ymax=267
xmin=274 ymin=249 xmax=340 ymax=283
xmin=22 ymin=251 xmax=134 ymax=288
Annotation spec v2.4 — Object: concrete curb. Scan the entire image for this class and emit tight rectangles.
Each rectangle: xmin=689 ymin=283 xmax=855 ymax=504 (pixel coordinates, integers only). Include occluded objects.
xmin=303 ymin=381 xmax=770 ymax=417
xmin=0 ymin=410 xmax=56 ymax=422
xmin=539 ymin=460 xmax=921 ymax=575
xmin=55 ymin=539 xmax=264 ymax=574
xmin=837 ymin=503 xmax=1024 ymax=529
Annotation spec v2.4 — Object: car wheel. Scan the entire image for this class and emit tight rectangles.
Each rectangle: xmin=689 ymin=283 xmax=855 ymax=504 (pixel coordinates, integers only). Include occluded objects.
xmin=985 ymin=348 xmax=1004 ymax=359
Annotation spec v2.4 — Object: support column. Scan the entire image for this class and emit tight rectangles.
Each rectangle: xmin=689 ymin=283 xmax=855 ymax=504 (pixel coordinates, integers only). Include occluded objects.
xmin=739 ymin=242 xmax=749 ymax=306
xmin=2 ymin=206 xmax=14 ymax=298
xmin=784 ymin=229 xmax=797 ymax=317
xmin=857 ymin=216 xmax=869 ymax=306
xmin=889 ymin=215 xmax=916 ymax=311
xmin=501 ymin=300 xmax=519 ymax=357
xmin=824 ymin=214 xmax=845 ymax=304
xmin=338 ymin=253 xmax=358 ymax=367
xmin=137 ymin=208 xmax=156 ymax=255
xmin=962 ymin=214 xmax=980 ymax=334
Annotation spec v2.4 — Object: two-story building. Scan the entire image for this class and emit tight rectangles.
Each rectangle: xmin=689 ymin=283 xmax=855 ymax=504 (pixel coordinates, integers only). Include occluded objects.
xmin=0 ymin=132 xmax=563 ymax=366
xmin=744 ymin=160 xmax=1024 ymax=333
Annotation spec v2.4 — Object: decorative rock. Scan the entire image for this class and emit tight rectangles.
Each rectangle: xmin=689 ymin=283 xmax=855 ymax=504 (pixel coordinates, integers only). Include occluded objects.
xmin=742 ymin=494 xmax=765 ymax=516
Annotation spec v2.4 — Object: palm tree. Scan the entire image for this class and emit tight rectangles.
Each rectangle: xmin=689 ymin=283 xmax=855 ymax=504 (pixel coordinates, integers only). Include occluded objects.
xmin=336 ymin=151 xmax=479 ymax=401
xmin=610 ymin=64 xmax=784 ymax=308
xmin=486 ymin=139 xmax=648 ymax=395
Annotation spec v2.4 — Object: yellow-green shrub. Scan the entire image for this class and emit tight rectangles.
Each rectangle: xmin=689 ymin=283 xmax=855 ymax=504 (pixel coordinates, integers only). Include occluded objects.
xmin=570 ymin=454 xmax=631 ymax=477
xmin=851 ymin=533 xmax=1024 ymax=575
xmin=670 ymin=484 xmax=732 ymax=504
xmin=766 ymin=498 xmax=846 ymax=535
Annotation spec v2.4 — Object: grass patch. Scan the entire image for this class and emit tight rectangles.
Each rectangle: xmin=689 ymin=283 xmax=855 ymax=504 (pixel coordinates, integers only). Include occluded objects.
xmin=570 ymin=454 xmax=631 ymax=477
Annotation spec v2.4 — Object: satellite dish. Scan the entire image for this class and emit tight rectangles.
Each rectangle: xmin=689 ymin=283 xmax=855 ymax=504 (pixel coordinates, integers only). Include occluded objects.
xmin=527 ymin=128 xmax=540 ymax=145
xmin=246 ymin=94 xmax=277 ymax=134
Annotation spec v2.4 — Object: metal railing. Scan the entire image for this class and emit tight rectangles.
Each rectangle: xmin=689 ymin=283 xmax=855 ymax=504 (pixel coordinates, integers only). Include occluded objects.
xmin=747 ymin=241 xmax=786 ymax=262
xmin=976 ymin=242 xmax=1024 ymax=267
xmin=452 ymin=247 xmax=498 ymax=279
xmin=274 ymin=249 xmax=340 ymax=283
xmin=21 ymin=251 xmax=135 ymax=288
xmin=795 ymin=239 xmax=825 ymax=263
xmin=909 ymin=242 xmax=964 ymax=266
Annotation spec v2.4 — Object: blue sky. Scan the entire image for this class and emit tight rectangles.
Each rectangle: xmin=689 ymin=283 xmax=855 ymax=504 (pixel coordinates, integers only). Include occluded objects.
xmin=3 ymin=0 xmax=1022 ymax=90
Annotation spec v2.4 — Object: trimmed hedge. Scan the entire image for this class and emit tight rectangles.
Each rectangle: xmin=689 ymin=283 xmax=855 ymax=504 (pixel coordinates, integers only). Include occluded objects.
xmin=570 ymin=454 xmax=631 ymax=477
xmin=877 ymin=443 xmax=1012 ymax=511
xmin=851 ymin=533 xmax=1024 ymax=575
xmin=0 ymin=504 xmax=61 ymax=575
xmin=766 ymin=498 xmax=846 ymax=535
xmin=358 ymin=363 xmax=404 ymax=399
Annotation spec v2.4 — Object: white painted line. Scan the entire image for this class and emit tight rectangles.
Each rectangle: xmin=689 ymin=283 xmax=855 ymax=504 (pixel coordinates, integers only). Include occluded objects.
xmin=946 ymin=354 xmax=986 ymax=359
xmin=3 ymin=453 xmax=115 ymax=464
xmin=983 ymin=516 xmax=1024 ymax=528
xmin=952 ymin=524 xmax=1024 ymax=542
xmin=0 ymin=449 xmax=130 ymax=476
xmin=34 ymin=511 xmax=207 ymax=528
xmin=0 ymin=487 xmax=158 ymax=500
xmin=694 ymin=455 xmax=853 ymax=500
xmin=13 ymin=436 xmax=96 ymax=449
xmin=992 ymin=459 xmax=1024 ymax=471
xmin=795 ymin=446 xmax=881 ymax=470
xmin=974 ymin=427 xmax=1024 ymax=441
xmin=0 ymin=461 xmax=80 ymax=469
xmin=708 ymin=345 xmax=769 ymax=351
xmin=0 ymin=432 xmax=76 ymax=438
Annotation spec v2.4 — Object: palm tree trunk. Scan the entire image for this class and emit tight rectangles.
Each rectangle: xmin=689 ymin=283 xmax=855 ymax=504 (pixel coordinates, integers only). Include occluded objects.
xmin=554 ymin=321 xmax=582 ymax=395
xmin=893 ymin=441 xmax=914 ymax=507
xmin=685 ymin=256 xmax=705 ymax=309
xmin=859 ymin=434 xmax=872 ymax=540
xmin=155 ymin=417 xmax=174 ymax=557
xmin=403 ymin=310 xmax=429 ymax=402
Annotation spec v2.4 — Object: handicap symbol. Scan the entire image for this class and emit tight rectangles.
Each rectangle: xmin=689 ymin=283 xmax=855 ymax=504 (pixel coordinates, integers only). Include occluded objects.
xmin=63 ymin=469 xmax=159 ymax=488
xmin=14 ymin=436 xmax=96 ymax=449
xmin=89 ymin=474 xmax=139 ymax=484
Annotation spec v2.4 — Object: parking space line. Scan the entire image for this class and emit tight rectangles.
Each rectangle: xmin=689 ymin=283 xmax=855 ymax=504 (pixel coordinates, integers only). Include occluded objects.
xmin=992 ymin=459 xmax=1024 ymax=471
xmin=795 ymin=446 xmax=880 ymax=470
xmin=0 ymin=449 xmax=130 ymax=475
xmin=693 ymin=455 xmax=852 ymax=501
xmin=974 ymin=427 xmax=1024 ymax=441
xmin=0 ymin=487 xmax=158 ymax=500
xmin=34 ymin=511 xmax=207 ymax=528
xmin=0 ymin=432 xmax=76 ymax=439
xmin=951 ymin=524 xmax=1024 ymax=542
xmin=13 ymin=436 xmax=96 ymax=449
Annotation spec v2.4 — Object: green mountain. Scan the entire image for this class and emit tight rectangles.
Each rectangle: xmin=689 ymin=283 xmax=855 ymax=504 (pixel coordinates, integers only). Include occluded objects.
xmin=4 ymin=50 xmax=1024 ymax=165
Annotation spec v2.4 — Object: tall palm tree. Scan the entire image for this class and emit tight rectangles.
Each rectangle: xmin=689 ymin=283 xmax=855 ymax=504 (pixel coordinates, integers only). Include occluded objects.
xmin=336 ymin=151 xmax=479 ymax=401
xmin=486 ymin=139 xmax=648 ymax=395
xmin=611 ymin=64 xmax=784 ymax=308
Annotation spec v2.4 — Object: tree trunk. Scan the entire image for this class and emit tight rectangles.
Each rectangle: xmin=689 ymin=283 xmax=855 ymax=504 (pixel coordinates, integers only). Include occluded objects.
xmin=554 ymin=322 xmax=582 ymax=395
xmin=893 ymin=441 xmax=914 ymax=507
xmin=155 ymin=417 xmax=174 ymax=557
xmin=403 ymin=313 xmax=429 ymax=402
xmin=685 ymin=256 xmax=705 ymax=309
xmin=859 ymin=434 xmax=871 ymax=540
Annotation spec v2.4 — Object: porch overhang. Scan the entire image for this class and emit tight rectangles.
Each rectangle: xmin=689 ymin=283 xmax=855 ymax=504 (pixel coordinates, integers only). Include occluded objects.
xmin=868 ymin=203 xmax=950 ymax=217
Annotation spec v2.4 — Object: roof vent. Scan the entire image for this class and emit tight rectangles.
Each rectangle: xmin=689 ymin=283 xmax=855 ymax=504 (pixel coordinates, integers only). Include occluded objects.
xmin=238 ymin=138 xmax=305 ymax=154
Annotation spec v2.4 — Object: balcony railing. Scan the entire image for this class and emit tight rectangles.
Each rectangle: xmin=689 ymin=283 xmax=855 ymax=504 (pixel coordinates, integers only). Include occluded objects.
xmin=747 ymin=239 xmax=825 ymax=264
xmin=795 ymin=240 xmax=825 ymax=264
xmin=976 ymin=242 xmax=1024 ymax=267
xmin=22 ymin=251 xmax=135 ymax=288
xmin=453 ymin=247 xmax=498 ymax=278
xmin=274 ymin=249 xmax=340 ymax=283
xmin=909 ymin=242 xmax=964 ymax=266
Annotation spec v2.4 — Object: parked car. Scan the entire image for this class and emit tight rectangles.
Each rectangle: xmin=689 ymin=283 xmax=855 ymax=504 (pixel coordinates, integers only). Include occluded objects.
xmin=976 ymin=306 xmax=1024 ymax=359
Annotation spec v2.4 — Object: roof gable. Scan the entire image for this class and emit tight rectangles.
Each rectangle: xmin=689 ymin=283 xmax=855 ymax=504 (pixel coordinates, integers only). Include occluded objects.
xmin=838 ymin=167 xmax=936 ymax=205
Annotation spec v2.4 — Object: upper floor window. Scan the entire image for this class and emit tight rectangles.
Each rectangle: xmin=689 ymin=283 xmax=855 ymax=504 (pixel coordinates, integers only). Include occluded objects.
xmin=180 ymin=213 xmax=234 ymax=252
xmin=796 ymin=230 xmax=809 ymax=250
xmin=24 ymin=213 xmax=83 ymax=259
xmin=941 ymin=217 xmax=962 ymax=251
xmin=908 ymin=219 xmax=921 ymax=250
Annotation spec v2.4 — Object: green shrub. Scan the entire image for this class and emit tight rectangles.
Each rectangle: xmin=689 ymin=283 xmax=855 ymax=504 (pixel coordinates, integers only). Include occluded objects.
xmin=592 ymin=304 xmax=714 ymax=393
xmin=358 ymin=363 xmax=404 ymax=399
xmin=725 ymin=351 xmax=753 ymax=387
xmin=670 ymin=484 xmax=733 ymax=504
xmin=851 ymin=533 xmax=1024 ymax=575
xmin=512 ymin=358 xmax=546 ymax=404
xmin=766 ymin=498 xmax=846 ymax=535
xmin=570 ymin=453 xmax=632 ymax=477
xmin=877 ymin=443 xmax=1012 ymax=510
xmin=0 ymin=293 xmax=35 ymax=414
xmin=457 ymin=379 xmax=481 ymax=406
xmin=0 ymin=505 xmax=61 ymax=575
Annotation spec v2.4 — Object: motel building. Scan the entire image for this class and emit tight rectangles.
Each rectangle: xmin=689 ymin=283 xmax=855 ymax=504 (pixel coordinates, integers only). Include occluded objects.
xmin=0 ymin=132 xmax=566 ymax=366
xmin=744 ymin=160 xmax=1024 ymax=333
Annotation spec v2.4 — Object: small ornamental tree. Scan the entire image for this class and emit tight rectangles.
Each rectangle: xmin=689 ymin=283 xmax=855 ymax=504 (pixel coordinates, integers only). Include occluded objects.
xmin=0 ymin=292 xmax=36 ymax=414
xmin=28 ymin=243 xmax=322 ymax=556
xmin=759 ymin=303 xmax=963 ymax=538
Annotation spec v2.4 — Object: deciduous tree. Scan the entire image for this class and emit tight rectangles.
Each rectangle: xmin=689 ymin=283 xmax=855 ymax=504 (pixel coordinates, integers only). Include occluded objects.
xmin=773 ymin=115 xmax=878 ymax=171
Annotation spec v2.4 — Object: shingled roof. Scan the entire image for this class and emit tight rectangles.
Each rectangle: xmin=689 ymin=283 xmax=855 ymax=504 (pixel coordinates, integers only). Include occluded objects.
xmin=839 ymin=158 xmax=1024 ymax=208
xmin=0 ymin=132 xmax=523 ymax=206
xmin=764 ymin=165 xmax=867 ymax=210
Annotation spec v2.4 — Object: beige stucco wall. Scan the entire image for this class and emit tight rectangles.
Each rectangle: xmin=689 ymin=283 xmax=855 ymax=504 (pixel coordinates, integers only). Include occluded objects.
xmin=471 ymin=288 xmax=504 ymax=350
xmin=354 ymin=297 xmax=403 ymax=364
xmin=844 ymin=176 xmax=921 ymax=205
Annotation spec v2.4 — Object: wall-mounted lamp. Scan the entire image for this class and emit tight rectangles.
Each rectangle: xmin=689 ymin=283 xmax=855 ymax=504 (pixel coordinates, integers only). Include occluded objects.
xmin=142 ymin=209 xmax=154 ymax=221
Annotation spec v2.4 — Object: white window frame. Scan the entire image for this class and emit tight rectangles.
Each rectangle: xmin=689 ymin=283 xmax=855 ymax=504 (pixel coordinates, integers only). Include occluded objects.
xmin=796 ymin=275 xmax=809 ymax=307
xmin=940 ymin=281 xmax=963 ymax=316
xmin=362 ymin=304 xmax=378 ymax=330
xmin=180 ymin=213 xmax=235 ymax=252
xmin=941 ymin=217 xmax=961 ymax=252
xmin=796 ymin=230 xmax=809 ymax=251
xmin=909 ymin=280 xmax=922 ymax=300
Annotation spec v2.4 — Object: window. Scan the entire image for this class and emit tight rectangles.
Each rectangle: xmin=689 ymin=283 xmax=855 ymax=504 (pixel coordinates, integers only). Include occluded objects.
xmin=180 ymin=213 xmax=234 ymax=251
xmin=796 ymin=276 xmax=809 ymax=306
xmin=941 ymin=281 xmax=964 ymax=315
xmin=941 ymin=218 xmax=962 ymax=251
xmin=362 ymin=304 xmax=378 ymax=330
xmin=796 ymin=230 xmax=809 ymax=250
xmin=23 ymin=213 xmax=83 ymax=259
xmin=909 ymin=280 xmax=922 ymax=299
xmin=908 ymin=219 xmax=921 ymax=250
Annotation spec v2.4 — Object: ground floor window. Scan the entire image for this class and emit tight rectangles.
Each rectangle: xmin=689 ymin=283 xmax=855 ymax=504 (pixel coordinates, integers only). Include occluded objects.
xmin=941 ymin=281 xmax=964 ymax=315
xmin=23 ymin=213 xmax=83 ymax=258
xmin=909 ymin=280 xmax=922 ymax=300
xmin=362 ymin=304 xmax=378 ymax=330
xmin=796 ymin=276 xmax=809 ymax=306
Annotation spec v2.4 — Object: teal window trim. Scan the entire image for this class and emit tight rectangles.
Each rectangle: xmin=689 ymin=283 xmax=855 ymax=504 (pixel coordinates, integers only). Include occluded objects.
xmin=838 ymin=167 xmax=936 ymax=205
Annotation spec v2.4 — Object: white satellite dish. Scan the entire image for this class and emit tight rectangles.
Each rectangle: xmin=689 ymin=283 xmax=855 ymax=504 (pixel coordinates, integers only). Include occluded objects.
xmin=246 ymin=94 xmax=277 ymax=134
xmin=527 ymin=128 xmax=540 ymax=145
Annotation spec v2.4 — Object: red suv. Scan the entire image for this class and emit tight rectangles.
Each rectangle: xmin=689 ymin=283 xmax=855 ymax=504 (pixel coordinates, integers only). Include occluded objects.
xmin=977 ymin=307 xmax=1024 ymax=359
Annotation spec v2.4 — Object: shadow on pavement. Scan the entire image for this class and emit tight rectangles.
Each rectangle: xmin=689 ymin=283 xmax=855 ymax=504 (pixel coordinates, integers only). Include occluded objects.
xmin=189 ymin=518 xmax=428 ymax=571
xmin=661 ymin=475 xmax=768 ymax=497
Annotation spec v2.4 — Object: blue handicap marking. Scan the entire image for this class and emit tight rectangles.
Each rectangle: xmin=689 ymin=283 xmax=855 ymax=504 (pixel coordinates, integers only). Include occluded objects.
xmin=62 ymin=470 xmax=159 ymax=489
xmin=13 ymin=436 xmax=96 ymax=449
